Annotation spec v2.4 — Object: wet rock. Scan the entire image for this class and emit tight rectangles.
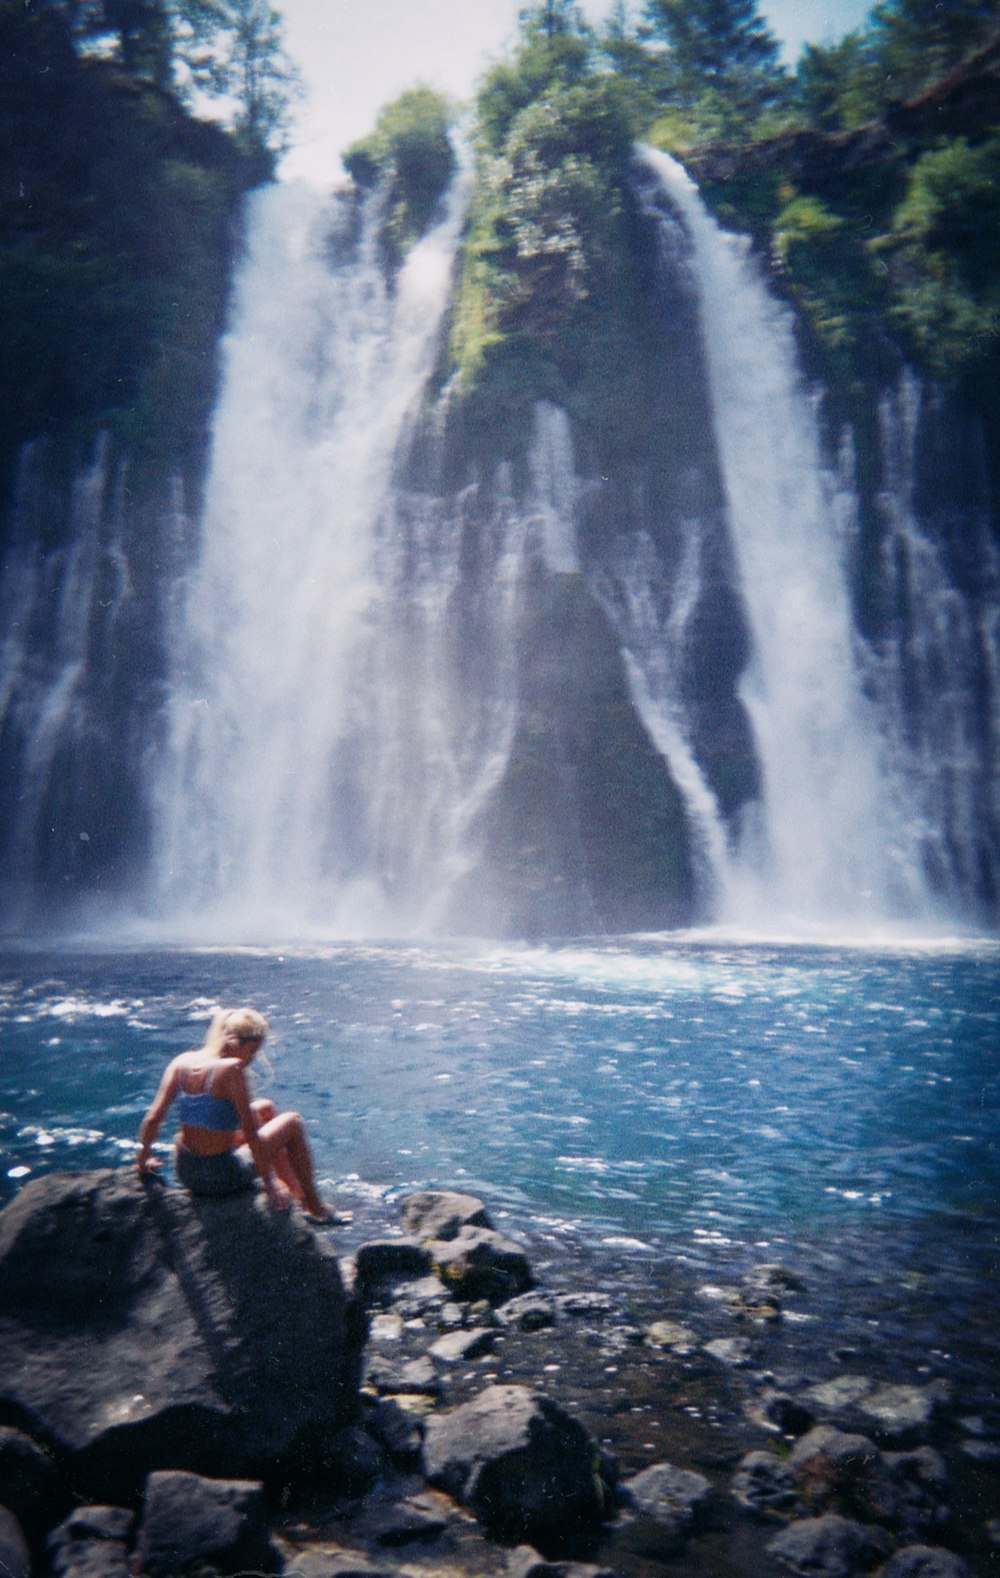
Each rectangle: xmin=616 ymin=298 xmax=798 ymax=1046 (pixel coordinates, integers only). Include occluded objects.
xmin=364 ymin=1353 xmax=441 ymax=1397
xmin=362 ymin=1492 xmax=450 ymax=1547
xmin=858 ymin=1384 xmax=945 ymax=1445
xmin=767 ymin=1512 xmax=892 ymax=1576
xmin=364 ymin=1398 xmax=424 ymax=1468
xmin=552 ymin=1292 xmax=617 ymax=1320
xmin=878 ymin=1546 xmax=970 ymax=1578
xmin=0 ymin=1426 xmax=59 ymax=1532
xmin=731 ymin=1450 xmax=798 ymax=1517
xmin=47 ymin=1507 xmax=134 ymax=1578
xmin=429 ymin=1327 xmax=496 ymax=1364
xmin=430 ymin=1226 xmax=534 ymax=1303
xmin=314 ymin=1425 xmax=383 ymax=1498
xmin=354 ymin=1238 xmax=433 ymax=1292
xmin=959 ymin=1437 xmax=1000 ymax=1463
xmin=618 ymin=1462 xmax=711 ymax=1553
xmin=0 ymin=1171 xmax=363 ymax=1500
xmin=0 ymin=1508 xmax=31 ymax=1578
xmin=787 ymin=1424 xmax=946 ymax=1533
xmin=422 ymin=1384 xmax=606 ymax=1544
xmin=400 ymin=1191 xmax=493 ymax=1241
xmin=135 ymin=1471 xmax=279 ymax=1576
xmin=387 ymin=1276 xmax=455 ymax=1321
xmin=805 ymin=1376 xmax=944 ymax=1445
xmin=789 ymin=1426 xmax=883 ymax=1500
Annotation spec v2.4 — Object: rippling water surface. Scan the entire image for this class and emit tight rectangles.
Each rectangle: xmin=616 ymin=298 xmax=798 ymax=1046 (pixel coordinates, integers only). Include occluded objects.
xmin=2 ymin=935 xmax=997 ymax=1383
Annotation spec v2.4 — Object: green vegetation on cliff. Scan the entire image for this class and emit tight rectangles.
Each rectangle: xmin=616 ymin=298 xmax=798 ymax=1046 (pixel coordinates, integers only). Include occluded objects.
xmin=436 ymin=0 xmax=999 ymax=445
xmin=446 ymin=5 xmax=656 ymax=467
xmin=343 ymin=88 xmax=456 ymax=271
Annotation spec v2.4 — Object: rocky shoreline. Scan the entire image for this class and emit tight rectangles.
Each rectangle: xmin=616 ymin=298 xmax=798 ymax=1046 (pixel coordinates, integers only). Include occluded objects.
xmin=0 ymin=1172 xmax=997 ymax=1578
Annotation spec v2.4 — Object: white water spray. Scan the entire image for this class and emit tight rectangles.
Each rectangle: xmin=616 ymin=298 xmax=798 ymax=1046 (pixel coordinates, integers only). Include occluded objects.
xmin=638 ymin=148 xmax=933 ymax=929
xmin=153 ymin=172 xmax=474 ymax=935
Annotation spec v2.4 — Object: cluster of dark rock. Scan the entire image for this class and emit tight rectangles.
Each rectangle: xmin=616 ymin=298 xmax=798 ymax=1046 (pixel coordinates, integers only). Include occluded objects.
xmin=0 ymin=1171 xmax=994 ymax=1578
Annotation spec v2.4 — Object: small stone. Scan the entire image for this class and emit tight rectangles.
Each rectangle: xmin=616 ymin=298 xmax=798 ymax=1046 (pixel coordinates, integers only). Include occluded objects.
xmin=731 ymin=1450 xmax=798 ymax=1517
xmin=364 ymin=1354 xmax=440 ymax=1397
xmin=644 ymin=1320 xmax=698 ymax=1353
xmin=622 ymin=1461 xmax=711 ymax=1529
xmin=742 ymin=1264 xmax=806 ymax=1296
xmin=496 ymin=1295 xmax=557 ymax=1331
xmin=879 ymin=1545 xmax=971 ymax=1578
xmin=429 ymin=1327 xmax=495 ymax=1363
xmin=704 ymin=1336 xmax=753 ymax=1366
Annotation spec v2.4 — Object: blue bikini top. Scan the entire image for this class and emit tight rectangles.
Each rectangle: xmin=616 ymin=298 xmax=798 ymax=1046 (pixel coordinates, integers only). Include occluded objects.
xmin=176 ymin=1066 xmax=240 ymax=1132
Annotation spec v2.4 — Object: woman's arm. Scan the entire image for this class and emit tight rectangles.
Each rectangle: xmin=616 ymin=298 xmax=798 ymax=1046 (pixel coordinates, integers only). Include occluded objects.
xmin=136 ymin=1059 xmax=181 ymax=1175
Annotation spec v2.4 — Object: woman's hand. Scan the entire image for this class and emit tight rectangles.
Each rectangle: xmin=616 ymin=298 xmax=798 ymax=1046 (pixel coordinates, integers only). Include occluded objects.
xmin=136 ymin=1149 xmax=160 ymax=1177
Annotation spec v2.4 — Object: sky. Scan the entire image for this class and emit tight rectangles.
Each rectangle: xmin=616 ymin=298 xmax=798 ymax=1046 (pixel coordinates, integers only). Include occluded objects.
xmin=277 ymin=0 xmax=875 ymax=185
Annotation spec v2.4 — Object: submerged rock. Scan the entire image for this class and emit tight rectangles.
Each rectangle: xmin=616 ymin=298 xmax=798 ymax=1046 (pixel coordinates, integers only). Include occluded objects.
xmin=0 ymin=1170 xmax=365 ymax=1499
xmin=878 ymin=1547 xmax=970 ymax=1578
xmin=767 ymin=1512 xmax=892 ymax=1576
xmin=617 ymin=1462 xmax=711 ymax=1555
xmin=731 ymin=1450 xmax=798 ymax=1518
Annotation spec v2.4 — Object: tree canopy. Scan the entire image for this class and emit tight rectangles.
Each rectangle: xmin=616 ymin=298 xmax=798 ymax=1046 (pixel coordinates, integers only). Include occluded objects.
xmin=38 ymin=0 xmax=301 ymax=157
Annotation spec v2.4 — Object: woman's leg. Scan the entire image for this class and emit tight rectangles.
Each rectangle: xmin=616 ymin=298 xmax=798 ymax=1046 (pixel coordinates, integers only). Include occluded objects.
xmin=240 ymin=1100 xmax=300 ymax=1196
xmin=255 ymin=1110 xmax=328 ymax=1217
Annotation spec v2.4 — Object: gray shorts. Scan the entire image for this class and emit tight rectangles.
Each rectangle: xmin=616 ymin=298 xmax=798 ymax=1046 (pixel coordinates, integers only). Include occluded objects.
xmin=175 ymin=1144 xmax=257 ymax=1197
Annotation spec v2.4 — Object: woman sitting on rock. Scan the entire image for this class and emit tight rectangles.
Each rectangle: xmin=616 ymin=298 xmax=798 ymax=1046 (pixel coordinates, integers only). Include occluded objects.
xmin=136 ymin=1007 xmax=343 ymax=1223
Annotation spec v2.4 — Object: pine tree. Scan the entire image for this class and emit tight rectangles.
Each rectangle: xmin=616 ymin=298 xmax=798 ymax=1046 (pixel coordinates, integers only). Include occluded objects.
xmin=643 ymin=0 xmax=786 ymax=128
xmin=870 ymin=0 xmax=1000 ymax=99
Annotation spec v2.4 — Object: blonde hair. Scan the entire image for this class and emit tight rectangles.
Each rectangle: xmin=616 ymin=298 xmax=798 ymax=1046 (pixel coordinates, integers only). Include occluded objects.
xmin=204 ymin=1007 xmax=270 ymax=1056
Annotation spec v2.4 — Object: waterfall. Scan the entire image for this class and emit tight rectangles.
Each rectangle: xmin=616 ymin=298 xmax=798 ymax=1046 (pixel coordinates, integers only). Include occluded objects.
xmin=865 ymin=372 xmax=1000 ymax=913
xmin=152 ymin=171 xmax=480 ymax=936
xmin=636 ymin=148 xmax=939 ymax=930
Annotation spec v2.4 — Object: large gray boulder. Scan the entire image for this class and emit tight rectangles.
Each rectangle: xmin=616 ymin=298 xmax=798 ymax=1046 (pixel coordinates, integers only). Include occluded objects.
xmin=422 ymin=1384 xmax=606 ymax=1545
xmin=0 ymin=1170 xmax=365 ymax=1500
xmin=135 ymin=1471 xmax=278 ymax=1576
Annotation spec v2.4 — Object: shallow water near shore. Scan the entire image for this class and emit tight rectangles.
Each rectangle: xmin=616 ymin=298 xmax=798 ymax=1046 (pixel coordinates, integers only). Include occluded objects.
xmin=1 ymin=934 xmax=998 ymax=1570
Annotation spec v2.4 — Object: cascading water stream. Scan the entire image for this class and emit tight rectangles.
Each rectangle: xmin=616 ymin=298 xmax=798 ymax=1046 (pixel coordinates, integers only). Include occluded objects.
xmin=153 ymin=170 xmax=477 ymax=936
xmin=637 ymin=148 xmax=935 ymax=931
